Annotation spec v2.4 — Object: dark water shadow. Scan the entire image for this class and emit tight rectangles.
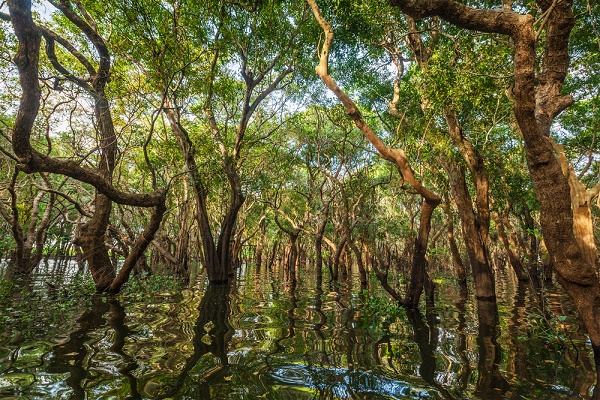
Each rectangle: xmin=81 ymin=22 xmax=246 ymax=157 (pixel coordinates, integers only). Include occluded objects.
xmin=156 ymin=283 xmax=234 ymax=399
xmin=267 ymin=279 xmax=298 ymax=361
xmin=45 ymin=295 xmax=110 ymax=400
xmin=44 ymin=295 xmax=141 ymax=400
xmin=406 ymin=308 xmax=457 ymax=400
xmin=474 ymin=299 xmax=509 ymax=399
xmin=454 ymin=284 xmax=471 ymax=391
xmin=106 ymin=297 xmax=142 ymax=400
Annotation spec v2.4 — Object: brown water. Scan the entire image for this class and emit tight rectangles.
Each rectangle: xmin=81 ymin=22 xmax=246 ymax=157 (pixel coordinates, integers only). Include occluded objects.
xmin=0 ymin=263 xmax=596 ymax=399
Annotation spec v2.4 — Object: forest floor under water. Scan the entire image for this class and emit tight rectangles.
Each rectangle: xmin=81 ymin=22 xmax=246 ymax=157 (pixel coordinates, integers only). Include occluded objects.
xmin=0 ymin=261 xmax=597 ymax=399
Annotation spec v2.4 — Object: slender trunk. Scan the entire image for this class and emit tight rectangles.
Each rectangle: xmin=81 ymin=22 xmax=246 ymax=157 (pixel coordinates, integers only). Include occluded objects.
xmin=372 ymin=254 xmax=404 ymax=304
xmin=405 ymin=199 xmax=437 ymax=308
xmin=287 ymin=235 xmax=298 ymax=284
xmin=255 ymin=217 xmax=266 ymax=268
xmin=446 ymin=200 xmax=467 ymax=283
xmin=349 ymin=241 xmax=367 ymax=287
xmin=164 ymin=106 xmax=223 ymax=282
xmin=332 ymin=234 xmax=348 ymax=281
xmin=307 ymin=0 xmax=441 ymax=306
xmin=443 ymin=161 xmax=496 ymax=299
xmin=315 ymin=234 xmax=324 ymax=283
xmin=216 ymin=157 xmax=245 ymax=278
xmin=107 ymin=203 xmax=166 ymax=293
xmin=522 ymin=206 xmax=538 ymax=267
xmin=539 ymin=239 xmax=553 ymax=281
xmin=266 ymin=240 xmax=279 ymax=272
xmin=493 ymin=211 xmax=529 ymax=281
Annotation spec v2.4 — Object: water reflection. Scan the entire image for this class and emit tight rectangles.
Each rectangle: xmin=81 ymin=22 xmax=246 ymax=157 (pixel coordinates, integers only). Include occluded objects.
xmin=454 ymin=285 xmax=471 ymax=391
xmin=107 ymin=298 xmax=142 ymax=400
xmin=0 ymin=265 xmax=596 ymax=399
xmin=268 ymin=364 xmax=417 ymax=399
xmin=45 ymin=295 xmax=107 ymax=399
xmin=473 ymin=299 xmax=508 ymax=399
xmin=157 ymin=283 xmax=234 ymax=399
xmin=406 ymin=309 xmax=457 ymax=399
xmin=44 ymin=295 xmax=142 ymax=399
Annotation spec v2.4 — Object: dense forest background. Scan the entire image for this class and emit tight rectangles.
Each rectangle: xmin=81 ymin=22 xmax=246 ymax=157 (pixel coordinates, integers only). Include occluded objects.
xmin=1 ymin=0 xmax=600 ymax=396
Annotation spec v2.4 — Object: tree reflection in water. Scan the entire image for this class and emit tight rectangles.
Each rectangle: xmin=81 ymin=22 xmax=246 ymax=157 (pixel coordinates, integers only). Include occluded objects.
xmin=46 ymin=295 xmax=142 ymax=399
xmin=157 ymin=283 xmax=234 ymax=399
xmin=474 ymin=299 xmax=509 ymax=399
xmin=46 ymin=295 xmax=108 ymax=399
xmin=0 ymin=267 xmax=594 ymax=399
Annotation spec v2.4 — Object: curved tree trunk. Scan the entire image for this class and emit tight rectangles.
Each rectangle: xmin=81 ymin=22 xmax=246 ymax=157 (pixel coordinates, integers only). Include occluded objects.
xmin=349 ymin=241 xmax=367 ymax=287
xmin=1 ymin=171 xmax=56 ymax=275
xmin=7 ymin=0 xmax=166 ymax=293
xmin=307 ymin=0 xmax=441 ymax=307
xmin=389 ymin=0 xmax=600 ymax=391
xmin=163 ymin=106 xmax=223 ymax=282
xmin=75 ymin=194 xmax=115 ymax=291
xmin=405 ymin=199 xmax=436 ymax=308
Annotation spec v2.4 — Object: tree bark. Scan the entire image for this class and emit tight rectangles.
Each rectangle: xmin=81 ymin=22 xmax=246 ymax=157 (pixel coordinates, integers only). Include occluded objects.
xmin=551 ymin=138 xmax=600 ymax=269
xmin=274 ymin=214 xmax=301 ymax=285
xmin=8 ymin=0 xmax=166 ymax=293
xmin=308 ymin=0 xmax=441 ymax=307
xmin=405 ymin=199 xmax=436 ymax=308
xmin=390 ymin=0 xmax=600 ymax=390
xmin=443 ymin=160 xmax=496 ymax=299
xmin=444 ymin=199 xmax=467 ymax=283
xmin=492 ymin=211 xmax=529 ymax=281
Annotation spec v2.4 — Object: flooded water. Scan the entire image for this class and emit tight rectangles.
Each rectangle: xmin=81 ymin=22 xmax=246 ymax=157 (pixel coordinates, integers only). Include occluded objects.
xmin=0 ymin=261 xmax=596 ymax=399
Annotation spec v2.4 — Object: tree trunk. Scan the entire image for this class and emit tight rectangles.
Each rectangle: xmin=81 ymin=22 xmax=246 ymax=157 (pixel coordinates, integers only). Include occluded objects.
xmin=349 ymin=241 xmax=367 ymax=287
xmin=75 ymin=194 xmax=115 ymax=291
xmin=387 ymin=0 xmax=600 ymax=387
xmin=443 ymin=160 xmax=496 ymax=300
xmin=492 ymin=211 xmax=529 ymax=281
xmin=307 ymin=0 xmax=441 ymax=307
xmin=255 ymin=217 xmax=266 ymax=268
xmin=163 ymin=106 xmax=223 ymax=282
xmin=405 ymin=199 xmax=437 ymax=308
xmin=550 ymin=138 xmax=600 ymax=270
xmin=332 ymin=235 xmax=347 ymax=282
xmin=445 ymin=200 xmax=467 ymax=283
xmin=7 ymin=0 xmax=167 ymax=293
xmin=574 ymin=203 xmax=598 ymax=266
xmin=2 ymin=175 xmax=55 ymax=275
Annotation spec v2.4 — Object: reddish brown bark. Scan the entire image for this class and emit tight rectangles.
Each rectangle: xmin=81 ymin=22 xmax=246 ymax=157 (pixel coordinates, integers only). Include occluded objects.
xmin=391 ymin=0 xmax=600 ymax=389
xmin=443 ymin=160 xmax=496 ymax=299
xmin=552 ymin=138 xmax=600 ymax=269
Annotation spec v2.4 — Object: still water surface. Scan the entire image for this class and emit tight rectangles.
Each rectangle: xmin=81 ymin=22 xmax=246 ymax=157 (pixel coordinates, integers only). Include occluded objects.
xmin=0 ymin=263 xmax=596 ymax=399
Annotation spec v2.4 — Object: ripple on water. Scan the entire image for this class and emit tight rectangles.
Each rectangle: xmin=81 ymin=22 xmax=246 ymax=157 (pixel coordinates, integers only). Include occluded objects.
xmin=0 ymin=266 xmax=595 ymax=399
xmin=266 ymin=364 xmax=441 ymax=399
